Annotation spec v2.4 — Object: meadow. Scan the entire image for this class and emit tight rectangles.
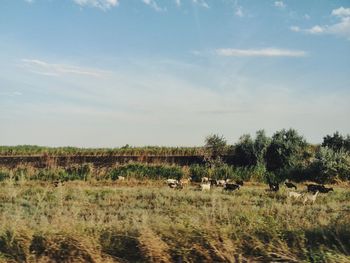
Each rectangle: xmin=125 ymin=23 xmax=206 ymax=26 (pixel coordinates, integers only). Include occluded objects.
xmin=0 ymin=179 xmax=349 ymax=263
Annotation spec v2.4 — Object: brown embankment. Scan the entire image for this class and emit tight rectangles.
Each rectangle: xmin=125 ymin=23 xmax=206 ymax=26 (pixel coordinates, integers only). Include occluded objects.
xmin=0 ymin=155 xmax=236 ymax=168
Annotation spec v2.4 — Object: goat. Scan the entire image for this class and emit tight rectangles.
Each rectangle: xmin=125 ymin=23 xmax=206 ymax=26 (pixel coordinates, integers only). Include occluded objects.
xmin=268 ymin=182 xmax=279 ymax=192
xmin=210 ymin=179 xmax=218 ymax=186
xmin=201 ymin=177 xmax=209 ymax=183
xmin=288 ymin=191 xmax=302 ymax=199
xmin=117 ymin=176 xmax=125 ymax=181
xmin=166 ymin=179 xmax=179 ymax=185
xmin=306 ymin=184 xmax=333 ymax=194
xmin=200 ymin=183 xmax=211 ymax=191
xmin=223 ymin=183 xmax=240 ymax=191
xmin=319 ymin=187 xmax=333 ymax=193
xmin=179 ymin=178 xmax=191 ymax=187
xmin=235 ymin=180 xmax=244 ymax=186
xmin=285 ymin=181 xmax=297 ymax=190
xmin=216 ymin=180 xmax=227 ymax=187
xmin=303 ymin=191 xmax=319 ymax=205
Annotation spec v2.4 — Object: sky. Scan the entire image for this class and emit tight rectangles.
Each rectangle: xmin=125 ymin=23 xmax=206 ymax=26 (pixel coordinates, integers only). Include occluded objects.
xmin=0 ymin=0 xmax=349 ymax=147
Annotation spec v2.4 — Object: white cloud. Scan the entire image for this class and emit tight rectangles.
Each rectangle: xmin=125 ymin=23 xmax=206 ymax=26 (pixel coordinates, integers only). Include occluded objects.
xmin=73 ymin=0 xmax=119 ymax=10
xmin=216 ymin=48 xmax=307 ymax=57
xmin=235 ymin=6 xmax=244 ymax=17
xmin=274 ymin=1 xmax=286 ymax=9
xmin=290 ymin=26 xmax=300 ymax=32
xmin=142 ymin=0 xmax=165 ymax=12
xmin=291 ymin=7 xmax=350 ymax=40
xmin=331 ymin=7 xmax=350 ymax=17
xmin=306 ymin=25 xmax=325 ymax=34
xmin=192 ymin=0 xmax=209 ymax=9
xmin=21 ymin=59 xmax=110 ymax=77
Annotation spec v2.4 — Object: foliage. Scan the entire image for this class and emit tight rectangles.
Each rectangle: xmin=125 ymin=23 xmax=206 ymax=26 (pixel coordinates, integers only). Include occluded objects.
xmin=309 ymin=147 xmax=350 ymax=183
xmin=233 ymin=130 xmax=271 ymax=167
xmin=322 ymin=132 xmax=350 ymax=152
xmin=204 ymin=134 xmax=227 ymax=158
xmin=265 ymin=129 xmax=308 ymax=175
xmin=107 ymin=163 xmax=184 ymax=180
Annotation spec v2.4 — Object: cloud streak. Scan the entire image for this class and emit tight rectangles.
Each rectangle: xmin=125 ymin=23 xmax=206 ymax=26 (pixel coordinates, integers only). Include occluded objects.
xmin=73 ymin=0 xmax=119 ymax=10
xmin=21 ymin=59 xmax=110 ymax=77
xmin=216 ymin=48 xmax=307 ymax=57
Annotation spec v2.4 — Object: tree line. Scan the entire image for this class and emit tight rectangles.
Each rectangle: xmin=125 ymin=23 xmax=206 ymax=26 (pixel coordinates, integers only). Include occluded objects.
xmin=204 ymin=130 xmax=350 ymax=183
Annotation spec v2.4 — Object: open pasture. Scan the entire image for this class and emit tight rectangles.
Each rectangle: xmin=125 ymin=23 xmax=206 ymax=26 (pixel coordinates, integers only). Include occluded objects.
xmin=0 ymin=181 xmax=349 ymax=262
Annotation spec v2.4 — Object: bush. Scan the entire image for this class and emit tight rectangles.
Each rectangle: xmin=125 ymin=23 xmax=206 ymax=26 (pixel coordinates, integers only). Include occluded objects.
xmin=189 ymin=164 xmax=209 ymax=182
xmin=309 ymin=147 xmax=350 ymax=183
xmin=108 ymin=163 xmax=184 ymax=180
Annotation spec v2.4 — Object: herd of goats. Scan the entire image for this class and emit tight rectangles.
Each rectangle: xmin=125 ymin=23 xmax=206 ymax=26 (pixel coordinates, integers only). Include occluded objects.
xmin=162 ymin=177 xmax=334 ymax=205
xmin=51 ymin=175 xmax=335 ymax=205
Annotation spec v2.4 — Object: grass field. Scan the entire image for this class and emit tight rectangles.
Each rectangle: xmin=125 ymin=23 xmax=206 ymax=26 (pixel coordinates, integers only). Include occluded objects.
xmin=0 ymin=180 xmax=349 ymax=262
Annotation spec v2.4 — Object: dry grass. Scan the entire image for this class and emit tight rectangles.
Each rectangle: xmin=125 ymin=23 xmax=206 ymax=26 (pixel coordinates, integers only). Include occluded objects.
xmin=0 ymin=180 xmax=349 ymax=262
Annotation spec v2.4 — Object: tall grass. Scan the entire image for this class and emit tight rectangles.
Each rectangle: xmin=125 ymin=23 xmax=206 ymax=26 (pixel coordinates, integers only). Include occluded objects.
xmin=0 ymin=180 xmax=349 ymax=262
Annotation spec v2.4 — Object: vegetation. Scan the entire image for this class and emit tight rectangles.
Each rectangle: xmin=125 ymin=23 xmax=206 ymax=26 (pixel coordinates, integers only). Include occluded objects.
xmin=0 ymin=180 xmax=349 ymax=262
xmin=1 ymin=129 xmax=350 ymax=185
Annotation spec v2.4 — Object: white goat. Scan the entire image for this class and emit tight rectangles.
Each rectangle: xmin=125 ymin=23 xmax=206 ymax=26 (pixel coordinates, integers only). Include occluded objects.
xmin=288 ymin=191 xmax=302 ymax=199
xmin=117 ymin=176 xmax=125 ymax=181
xmin=303 ymin=191 xmax=319 ymax=205
xmin=166 ymin=179 xmax=178 ymax=185
xmin=201 ymin=177 xmax=209 ymax=183
xmin=200 ymin=183 xmax=211 ymax=191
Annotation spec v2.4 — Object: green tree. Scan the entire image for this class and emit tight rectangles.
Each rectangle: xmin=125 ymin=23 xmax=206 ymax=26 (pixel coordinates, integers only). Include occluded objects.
xmin=265 ymin=129 xmax=308 ymax=176
xmin=322 ymin=132 xmax=350 ymax=152
xmin=204 ymin=134 xmax=227 ymax=158
xmin=310 ymin=147 xmax=350 ymax=183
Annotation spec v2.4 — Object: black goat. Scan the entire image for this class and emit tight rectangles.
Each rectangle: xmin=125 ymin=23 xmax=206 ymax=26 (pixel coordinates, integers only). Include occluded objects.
xmin=307 ymin=184 xmax=333 ymax=193
xmin=235 ymin=180 xmax=244 ymax=186
xmin=285 ymin=182 xmax=297 ymax=190
xmin=223 ymin=183 xmax=240 ymax=191
xmin=268 ymin=182 xmax=279 ymax=192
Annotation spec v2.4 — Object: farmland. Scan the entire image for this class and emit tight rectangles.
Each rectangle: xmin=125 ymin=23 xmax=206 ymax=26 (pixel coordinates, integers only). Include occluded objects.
xmin=1 ymin=130 xmax=350 ymax=262
xmin=0 ymin=180 xmax=349 ymax=262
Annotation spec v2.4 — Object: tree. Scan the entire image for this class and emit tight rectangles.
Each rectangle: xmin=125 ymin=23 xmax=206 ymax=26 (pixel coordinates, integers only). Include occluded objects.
xmin=322 ymin=132 xmax=350 ymax=152
xmin=253 ymin=130 xmax=271 ymax=165
xmin=234 ymin=134 xmax=255 ymax=166
xmin=233 ymin=130 xmax=271 ymax=167
xmin=310 ymin=147 xmax=350 ymax=183
xmin=204 ymin=134 xmax=227 ymax=158
xmin=265 ymin=129 xmax=308 ymax=176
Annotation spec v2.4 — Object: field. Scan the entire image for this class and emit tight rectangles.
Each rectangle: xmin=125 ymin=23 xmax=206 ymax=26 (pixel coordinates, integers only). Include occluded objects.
xmin=0 ymin=180 xmax=349 ymax=263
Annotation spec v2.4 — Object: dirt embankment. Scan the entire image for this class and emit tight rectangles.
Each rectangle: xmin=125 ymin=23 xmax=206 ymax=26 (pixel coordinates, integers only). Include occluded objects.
xmin=0 ymin=155 xmax=221 ymax=168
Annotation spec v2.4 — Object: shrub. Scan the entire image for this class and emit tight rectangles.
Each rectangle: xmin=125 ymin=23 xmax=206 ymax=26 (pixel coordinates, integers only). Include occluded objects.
xmin=108 ymin=163 xmax=184 ymax=180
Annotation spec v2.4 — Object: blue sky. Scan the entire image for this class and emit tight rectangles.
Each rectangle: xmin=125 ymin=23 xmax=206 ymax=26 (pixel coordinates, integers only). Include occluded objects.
xmin=0 ymin=0 xmax=349 ymax=147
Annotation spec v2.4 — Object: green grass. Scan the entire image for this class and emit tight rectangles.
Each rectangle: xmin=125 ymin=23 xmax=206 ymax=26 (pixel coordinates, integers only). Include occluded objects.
xmin=0 ymin=180 xmax=349 ymax=262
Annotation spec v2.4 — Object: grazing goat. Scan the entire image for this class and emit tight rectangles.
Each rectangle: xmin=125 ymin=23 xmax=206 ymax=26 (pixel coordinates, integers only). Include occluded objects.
xmin=200 ymin=183 xmax=211 ymax=191
xmin=223 ymin=183 xmax=240 ymax=191
xmin=201 ymin=177 xmax=209 ymax=183
xmin=166 ymin=179 xmax=179 ymax=185
xmin=117 ymin=176 xmax=125 ymax=181
xmin=268 ymin=182 xmax=279 ymax=192
xmin=235 ymin=180 xmax=244 ymax=186
xmin=307 ymin=184 xmax=333 ymax=194
xmin=216 ymin=180 xmax=227 ymax=187
xmin=285 ymin=181 xmax=297 ymax=190
xmin=210 ymin=179 xmax=218 ymax=186
xmin=319 ymin=187 xmax=333 ymax=193
xmin=288 ymin=191 xmax=302 ymax=199
xmin=303 ymin=191 xmax=319 ymax=205
xmin=180 ymin=178 xmax=191 ymax=187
